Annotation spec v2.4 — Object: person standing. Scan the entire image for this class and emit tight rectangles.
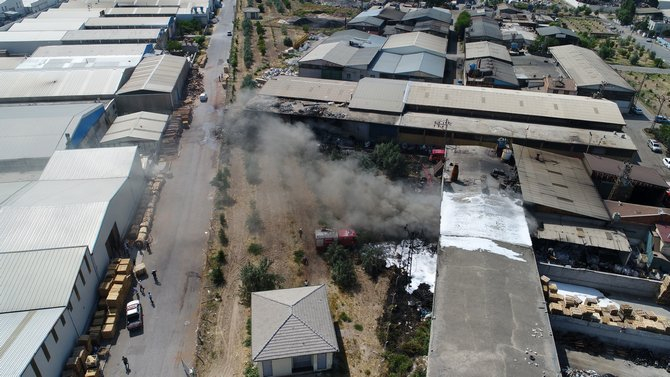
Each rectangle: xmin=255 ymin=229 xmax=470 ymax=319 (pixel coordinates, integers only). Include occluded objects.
xmin=122 ymin=356 xmax=129 ymax=372
xmin=151 ymin=269 xmax=158 ymax=283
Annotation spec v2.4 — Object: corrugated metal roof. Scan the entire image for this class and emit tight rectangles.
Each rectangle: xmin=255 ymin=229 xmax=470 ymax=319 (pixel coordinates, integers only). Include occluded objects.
xmin=62 ymin=28 xmax=162 ymax=42
xmin=37 ymin=8 xmax=102 ymax=19
xmin=252 ymin=285 xmax=338 ymax=361
xmin=465 ymin=41 xmax=512 ymax=63
xmin=375 ymin=51 xmax=445 ymax=78
xmin=101 ymin=111 xmax=168 ymax=143
xmin=324 ymin=29 xmax=387 ymax=48
xmin=535 ymin=223 xmax=631 ymax=252
xmin=0 ymin=30 xmax=67 ymax=42
xmin=402 ymin=7 xmax=452 ymax=24
xmin=0 ymin=181 xmax=31 ymax=206
xmin=583 ymin=154 xmax=668 ymax=188
xmin=16 ymin=55 xmax=143 ymax=70
xmin=0 ymin=247 xmax=86 ymax=312
xmin=0 ymin=69 xmax=128 ymax=101
xmin=0 ymin=57 xmax=25 ymax=70
xmin=40 ymin=146 xmax=138 ymax=180
xmin=550 ymin=45 xmax=634 ymax=91
xmin=0 ymin=308 xmax=64 ymax=377
xmin=299 ymin=42 xmax=358 ymax=67
xmin=84 ymin=16 xmax=172 ymax=28
xmin=104 ymin=6 xmax=179 ymax=16
xmin=465 ymin=58 xmax=519 ymax=87
xmin=116 ymin=54 xmax=188 ymax=94
xmin=467 ymin=16 xmax=503 ymax=40
xmin=382 ymin=31 xmax=447 ymax=57
xmin=0 ymin=202 xmax=108 ymax=253
xmin=347 ymin=47 xmax=381 ymax=68
xmin=32 ymin=43 xmax=152 ymax=57
xmin=348 ymin=15 xmax=384 ymax=27
xmin=259 ymin=76 xmax=356 ymax=103
xmin=537 ymin=26 xmax=578 ymax=39
xmin=404 ymin=81 xmax=626 ymax=126
xmin=4 ymin=179 xmax=127 ymax=207
xmin=350 ymin=78 xmax=408 ymax=113
xmin=0 ymin=103 xmax=104 ymax=161
xmin=8 ymin=19 xmax=85 ymax=31
xmin=513 ymin=145 xmax=610 ymax=221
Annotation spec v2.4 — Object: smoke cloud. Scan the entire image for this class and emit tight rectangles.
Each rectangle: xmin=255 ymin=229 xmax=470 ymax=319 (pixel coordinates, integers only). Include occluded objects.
xmin=220 ymin=93 xmax=441 ymax=239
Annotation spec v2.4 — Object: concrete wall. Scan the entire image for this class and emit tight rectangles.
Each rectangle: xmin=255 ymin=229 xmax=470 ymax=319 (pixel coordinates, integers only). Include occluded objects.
xmin=550 ymin=315 xmax=670 ymax=353
xmin=538 ymin=262 xmax=662 ymax=298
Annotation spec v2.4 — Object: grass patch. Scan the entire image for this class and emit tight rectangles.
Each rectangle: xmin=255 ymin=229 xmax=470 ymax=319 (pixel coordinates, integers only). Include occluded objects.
xmin=354 ymin=323 xmax=364 ymax=331
xmin=293 ymin=249 xmax=305 ymax=265
xmin=243 ymin=317 xmax=252 ymax=347
xmin=248 ymin=242 xmax=264 ymax=255
xmin=338 ymin=312 xmax=352 ymax=323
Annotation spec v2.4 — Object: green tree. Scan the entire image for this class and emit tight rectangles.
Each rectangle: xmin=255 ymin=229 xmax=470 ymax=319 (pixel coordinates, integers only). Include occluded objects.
xmin=598 ymin=42 xmax=614 ymax=60
xmin=325 ymin=244 xmax=358 ymax=291
xmin=370 ymin=142 xmax=408 ymax=179
xmin=283 ymin=36 xmax=293 ymax=47
xmin=239 ymin=258 xmax=284 ymax=306
xmin=650 ymin=50 xmax=657 ymax=60
xmin=166 ymin=40 xmax=182 ymax=51
xmin=617 ymin=0 xmax=635 ymax=25
xmin=655 ymin=57 xmax=665 ymax=68
xmin=210 ymin=265 xmax=225 ymax=286
xmin=455 ymin=11 xmax=472 ymax=40
xmin=630 ymin=52 xmax=640 ymax=65
xmin=360 ymin=245 xmax=386 ymax=279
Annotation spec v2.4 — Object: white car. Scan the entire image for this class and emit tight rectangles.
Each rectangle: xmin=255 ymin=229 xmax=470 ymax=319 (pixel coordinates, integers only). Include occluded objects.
xmin=664 ymin=157 xmax=670 ymax=169
xmin=126 ymin=300 xmax=144 ymax=331
xmin=648 ymin=139 xmax=663 ymax=153
xmin=631 ymin=106 xmax=643 ymax=115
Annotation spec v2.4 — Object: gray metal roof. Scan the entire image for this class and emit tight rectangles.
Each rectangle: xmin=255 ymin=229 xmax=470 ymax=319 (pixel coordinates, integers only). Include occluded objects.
xmin=62 ymin=28 xmax=162 ymax=42
xmin=116 ymin=54 xmax=188 ymax=94
xmin=17 ymin=55 xmax=143 ymax=70
xmin=299 ymin=41 xmax=359 ymax=67
xmin=0 ymin=202 xmax=108 ymax=253
xmin=259 ymin=76 xmax=356 ymax=103
xmin=0 ymin=103 xmax=104 ymax=161
xmin=382 ymin=31 xmax=447 ymax=57
xmin=402 ymin=6 xmax=452 ymax=24
xmin=465 ymin=58 xmax=519 ymax=87
xmin=467 ymin=16 xmax=503 ymax=41
xmin=0 ymin=308 xmax=64 ymax=377
xmin=323 ymin=29 xmax=387 ymax=48
xmin=84 ymin=16 xmax=172 ymax=28
xmin=372 ymin=51 xmax=445 ymax=78
xmin=0 ymin=247 xmax=87 ymax=312
xmin=348 ymin=15 xmax=385 ymax=27
xmin=513 ymin=145 xmax=610 ymax=220
xmin=4 ymin=178 xmax=127 ymax=207
xmin=536 ymin=26 xmax=578 ymax=39
xmin=0 ymin=30 xmax=66 ymax=42
xmin=0 ymin=182 xmax=30 ymax=206
xmin=252 ymin=285 xmax=338 ymax=361
xmin=8 ymin=19 xmax=85 ymax=31
xmin=101 ymin=111 xmax=168 ymax=143
xmin=549 ymin=45 xmax=634 ymax=92
xmin=104 ymin=6 xmax=179 ymax=16
xmin=0 ymin=69 xmax=128 ymax=102
xmin=465 ymin=41 xmax=511 ymax=63
xmin=40 ymin=146 xmax=138 ymax=180
xmin=350 ymin=78 xmax=408 ymax=113
xmin=31 ymin=43 xmax=153 ymax=57
xmin=348 ymin=47 xmax=381 ymax=68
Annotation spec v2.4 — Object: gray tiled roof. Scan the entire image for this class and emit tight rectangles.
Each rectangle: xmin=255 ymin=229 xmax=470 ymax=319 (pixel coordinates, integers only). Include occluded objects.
xmin=252 ymin=285 xmax=338 ymax=361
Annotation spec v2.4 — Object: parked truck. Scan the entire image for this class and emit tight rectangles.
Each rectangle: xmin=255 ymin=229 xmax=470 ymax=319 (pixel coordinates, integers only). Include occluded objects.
xmin=314 ymin=227 xmax=357 ymax=252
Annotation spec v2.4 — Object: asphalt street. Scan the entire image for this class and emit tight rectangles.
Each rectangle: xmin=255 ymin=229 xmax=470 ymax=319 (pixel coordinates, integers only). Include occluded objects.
xmin=622 ymin=109 xmax=670 ymax=182
xmin=106 ymin=1 xmax=235 ymax=376
xmin=600 ymin=17 xmax=670 ymax=65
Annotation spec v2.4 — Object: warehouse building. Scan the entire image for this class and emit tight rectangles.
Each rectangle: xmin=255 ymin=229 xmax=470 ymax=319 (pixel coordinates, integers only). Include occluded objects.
xmin=0 ymin=246 xmax=98 ymax=377
xmin=0 ymin=103 xmax=107 ymax=172
xmin=550 ymin=45 xmax=636 ymax=113
xmin=100 ymin=111 xmax=169 ymax=158
xmin=115 ymin=54 xmax=191 ymax=114
xmin=18 ymin=43 xmax=154 ymax=70
xmin=0 ymin=68 xmax=132 ymax=103
xmin=466 ymin=16 xmax=503 ymax=44
xmin=61 ymin=28 xmax=166 ymax=46
xmin=84 ymin=16 xmax=175 ymax=38
xmin=250 ymin=77 xmax=636 ymax=158
xmin=464 ymin=41 xmax=517 ymax=89
xmin=7 ymin=18 xmax=86 ymax=31
xmin=0 ymin=30 xmax=65 ymax=55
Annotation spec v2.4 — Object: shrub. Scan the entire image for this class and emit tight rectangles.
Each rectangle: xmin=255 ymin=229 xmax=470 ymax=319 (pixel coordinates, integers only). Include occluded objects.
xmin=283 ymin=36 xmax=293 ymax=47
xmin=220 ymin=213 xmax=227 ymax=228
xmin=384 ymin=352 xmax=413 ymax=376
xmin=354 ymin=323 xmax=364 ymax=331
xmin=239 ymin=258 xmax=284 ymax=305
xmin=243 ymin=362 xmax=260 ymax=377
xmin=293 ymin=249 xmax=305 ymax=265
xmin=218 ymin=229 xmax=229 ymax=246
xmin=210 ymin=265 xmax=225 ymax=286
xmin=248 ymin=243 xmax=264 ymax=255
xmin=360 ymin=245 xmax=386 ymax=279
xmin=338 ymin=312 xmax=352 ymax=323
xmin=216 ymin=249 xmax=227 ymax=265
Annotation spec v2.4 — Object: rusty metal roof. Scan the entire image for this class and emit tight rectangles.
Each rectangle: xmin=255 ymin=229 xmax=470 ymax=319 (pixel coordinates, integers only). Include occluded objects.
xmin=583 ymin=154 xmax=668 ymax=188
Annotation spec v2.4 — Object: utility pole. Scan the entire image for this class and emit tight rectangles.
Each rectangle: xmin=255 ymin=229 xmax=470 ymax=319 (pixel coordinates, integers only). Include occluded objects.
xmin=652 ymin=94 xmax=668 ymax=129
xmin=434 ymin=118 xmax=451 ymax=149
xmin=586 ymin=131 xmax=593 ymax=154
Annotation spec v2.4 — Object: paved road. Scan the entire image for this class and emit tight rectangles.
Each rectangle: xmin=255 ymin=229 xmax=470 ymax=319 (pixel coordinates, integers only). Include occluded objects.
xmin=622 ymin=109 xmax=670 ymax=181
xmin=106 ymin=1 xmax=235 ymax=376
xmin=612 ymin=65 xmax=670 ymax=74
xmin=600 ymin=17 xmax=670 ymax=65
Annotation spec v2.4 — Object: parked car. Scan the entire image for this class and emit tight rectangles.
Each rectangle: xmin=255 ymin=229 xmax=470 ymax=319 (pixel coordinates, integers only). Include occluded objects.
xmin=199 ymin=92 xmax=208 ymax=102
xmin=648 ymin=139 xmax=663 ymax=153
xmin=227 ymin=31 xmax=232 ymax=36
xmin=126 ymin=300 xmax=144 ymax=331
xmin=655 ymin=115 xmax=668 ymax=123
xmin=663 ymin=157 xmax=670 ymax=169
xmin=631 ymin=106 xmax=643 ymax=115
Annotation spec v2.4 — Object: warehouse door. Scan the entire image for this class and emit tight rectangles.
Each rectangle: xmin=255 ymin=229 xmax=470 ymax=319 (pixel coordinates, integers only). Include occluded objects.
xmin=105 ymin=223 xmax=122 ymax=259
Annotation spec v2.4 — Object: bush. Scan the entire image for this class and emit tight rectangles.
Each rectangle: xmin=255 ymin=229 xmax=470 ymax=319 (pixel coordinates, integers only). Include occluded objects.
xmin=630 ymin=53 xmax=640 ymax=65
xmin=210 ymin=265 xmax=225 ymax=286
xmin=246 ymin=200 xmax=263 ymax=233
xmin=220 ymin=213 xmax=227 ymax=228
xmin=370 ymin=142 xmax=408 ymax=179
xmin=325 ymin=244 xmax=358 ymax=291
xmin=248 ymin=243 xmax=264 ymax=255
xmin=242 ymin=74 xmax=256 ymax=89
xmin=243 ymin=317 xmax=252 ymax=346
xmin=283 ymin=36 xmax=293 ymax=47
xmin=293 ymin=249 xmax=305 ymax=265
xmin=239 ymin=258 xmax=284 ymax=306
xmin=166 ymin=40 xmax=182 ymax=51
xmin=354 ymin=323 xmax=364 ymax=331
xmin=216 ymin=249 xmax=227 ymax=265
xmin=338 ymin=312 xmax=352 ymax=322
xmin=243 ymin=362 xmax=260 ymax=377
xmin=384 ymin=352 xmax=413 ymax=376
xmin=360 ymin=245 xmax=386 ymax=279
xmin=218 ymin=229 xmax=229 ymax=246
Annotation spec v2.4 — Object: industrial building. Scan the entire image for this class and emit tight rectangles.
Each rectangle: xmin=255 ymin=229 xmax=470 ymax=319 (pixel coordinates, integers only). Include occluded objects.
xmin=0 ymin=103 xmax=108 ymax=172
xmin=550 ymin=45 xmax=636 ymax=113
xmin=100 ymin=111 xmax=169 ymax=158
xmin=16 ymin=43 xmax=153 ymax=70
xmin=250 ymin=76 xmax=635 ymax=158
xmin=0 ymin=146 xmax=145 ymax=377
xmin=464 ymin=42 xmax=517 ymax=89
xmin=84 ymin=16 xmax=175 ymax=38
xmin=115 ymin=54 xmax=190 ymax=113
xmin=536 ymin=26 xmax=580 ymax=45
xmin=466 ymin=16 xmax=503 ymax=44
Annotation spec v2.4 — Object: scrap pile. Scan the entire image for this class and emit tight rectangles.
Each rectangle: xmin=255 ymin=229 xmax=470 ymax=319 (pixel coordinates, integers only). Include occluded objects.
xmin=659 ymin=275 xmax=670 ymax=305
xmin=95 ymin=258 xmax=134 ymax=340
xmin=541 ymin=275 xmax=670 ymax=335
xmin=129 ymin=176 xmax=165 ymax=247
xmin=62 ymin=336 xmax=102 ymax=377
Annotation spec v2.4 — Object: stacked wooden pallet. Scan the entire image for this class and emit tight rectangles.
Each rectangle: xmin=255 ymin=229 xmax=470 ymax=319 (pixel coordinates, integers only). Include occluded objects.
xmin=541 ymin=275 xmax=670 ymax=335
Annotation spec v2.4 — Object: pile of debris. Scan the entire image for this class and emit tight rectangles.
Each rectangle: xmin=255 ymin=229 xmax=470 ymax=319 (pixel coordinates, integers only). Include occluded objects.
xmin=186 ymin=67 xmax=205 ymax=99
xmin=259 ymin=67 xmax=296 ymax=83
xmin=541 ymin=276 xmax=670 ymax=335
xmin=659 ymin=275 xmax=670 ymax=305
xmin=561 ymin=368 xmax=613 ymax=377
